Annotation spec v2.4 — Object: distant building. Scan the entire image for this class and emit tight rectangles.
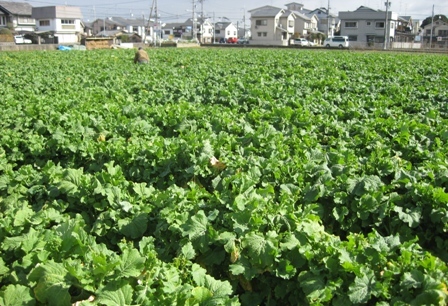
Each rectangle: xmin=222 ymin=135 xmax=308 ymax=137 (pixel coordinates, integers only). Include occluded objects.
xmin=91 ymin=17 xmax=150 ymax=42
xmin=32 ymin=6 xmax=83 ymax=44
xmin=0 ymin=1 xmax=35 ymax=32
xmin=339 ymin=6 xmax=398 ymax=46
xmin=249 ymin=5 xmax=295 ymax=46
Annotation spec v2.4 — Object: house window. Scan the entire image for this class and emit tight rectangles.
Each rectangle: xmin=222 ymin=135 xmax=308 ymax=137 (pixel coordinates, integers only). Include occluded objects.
xmin=255 ymin=19 xmax=267 ymax=26
xmin=18 ymin=17 xmax=35 ymax=24
xmin=0 ymin=15 xmax=6 ymax=25
xmin=345 ymin=22 xmax=357 ymax=28
xmin=366 ymin=21 xmax=371 ymax=26
xmin=439 ymin=30 xmax=448 ymax=36
xmin=257 ymin=32 xmax=267 ymax=37
xmin=390 ymin=22 xmax=394 ymax=28
xmin=288 ymin=20 xmax=294 ymax=27
xmin=133 ymin=26 xmax=138 ymax=32
xmin=376 ymin=22 xmax=385 ymax=28
xmin=426 ymin=29 xmax=431 ymax=35
xmin=215 ymin=30 xmax=220 ymax=34
xmin=348 ymin=35 xmax=357 ymax=41
xmin=234 ymin=31 xmax=236 ymax=35
xmin=61 ymin=19 xmax=75 ymax=29
xmin=164 ymin=30 xmax=170 ymax=34
xmin=39 ymin=20 xmax=50 ymax=26
xmin=227 ymin=30 xmax=230 ymax=35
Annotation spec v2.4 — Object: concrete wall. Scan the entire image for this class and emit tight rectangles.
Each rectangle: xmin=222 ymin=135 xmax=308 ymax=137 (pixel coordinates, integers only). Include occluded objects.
xmin=0 ymin=43 xmax=59 ymax=51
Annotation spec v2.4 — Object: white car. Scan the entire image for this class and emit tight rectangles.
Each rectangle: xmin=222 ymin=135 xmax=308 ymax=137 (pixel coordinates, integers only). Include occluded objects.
xmin=324 ymin=36 xmax=349 ymax=48
xmin=14 ymin=35 xmax=32 ymax=44
xmin=293 ymin=38 xmax=314 ymax=46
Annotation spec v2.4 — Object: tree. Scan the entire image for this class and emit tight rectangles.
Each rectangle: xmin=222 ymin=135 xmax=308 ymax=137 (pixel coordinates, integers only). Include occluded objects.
xmin=420 ymin=14 xmax=448 ymax=29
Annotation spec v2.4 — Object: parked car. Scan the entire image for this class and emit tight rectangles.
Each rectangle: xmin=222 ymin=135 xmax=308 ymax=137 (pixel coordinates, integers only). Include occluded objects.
xmin=14 ymin=35 xmax=32 ymax=44
xmin=237 ymin=38 xmax=249 ymax=45
xmin=219 ymin=38 xmax=226 ymax=43
xmin=226 ymin=37 xmax=238 ymax=44
xmin=293 ymin=38 xmax=313 ymax=46
xmin=324 ymin=36 xmax=349 ymax=48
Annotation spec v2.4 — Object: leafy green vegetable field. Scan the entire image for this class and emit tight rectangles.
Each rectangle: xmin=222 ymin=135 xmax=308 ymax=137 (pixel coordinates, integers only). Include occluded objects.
xmin=0 ymin=48 xmax=447 ymax=305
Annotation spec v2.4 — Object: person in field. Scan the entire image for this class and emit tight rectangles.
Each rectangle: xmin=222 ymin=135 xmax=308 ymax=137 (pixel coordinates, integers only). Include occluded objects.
xmin=134 ymin=47 xmax=149 ymax=64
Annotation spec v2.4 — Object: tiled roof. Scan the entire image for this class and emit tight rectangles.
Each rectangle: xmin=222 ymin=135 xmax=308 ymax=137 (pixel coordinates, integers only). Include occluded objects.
xmin=250 ymin=6 xmax=283 ymax=17
xmin=0 ymin=1 xmax=32 ymax=15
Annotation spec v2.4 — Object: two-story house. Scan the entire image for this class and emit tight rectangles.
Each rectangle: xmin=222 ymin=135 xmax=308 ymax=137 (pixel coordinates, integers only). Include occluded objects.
xmin=249 ymin=5 xmax=295 ymax=46
xmin=214 ymin=21 xmax=237 ymax=43
xmin=284 ymin=3 xmax=339 ymax=37
xmin=306 ymin=7 xmax=340 ymax=37
xmin=284 ymin=4 xmax=318 ymax=40
xmin=32 ymin=6 xmax=82 ymax=44
xmin=92 ymin=17 xmax=149 ymax=41
xmin=0 ymin=1 xmax=35 ymax=32
xmin=184 ymin=17 xmax=214 ymax=43
xmin=422 ymin=17 xmax=448 ymax=48
xmin=395 ymin=16 xmax=418 ymax=43
xmin=339 ymin=6 xmax=398 ymax=47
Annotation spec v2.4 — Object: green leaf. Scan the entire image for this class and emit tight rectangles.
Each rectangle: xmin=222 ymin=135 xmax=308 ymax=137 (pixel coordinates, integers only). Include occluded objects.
xmin=181 ymin=242 xmax=196 ymax=260
xmin=401 ymin=270 xmax=425 ymax=289
xmin=97 ymin=282 xmax=133 ymax=306
xmin=27 ymin=261 xmax=72 ymax=306
xmin=191 ymin=264 xmax=233 ymax=297
xmin=191 ymin=287 xmax=213 ymax=303
xmin=394 ymin=206 xmax=422 ymax=228
xmin=275 ymin=259 xmax=296 ymax=279
xmin=116 ymin=248 xmax=145 ymax=278
xmin=298 ymin=271 xmax=326 ymax=297
xmin=0 ymin=284 xmax=36 ymax=306
xmin=348 ymin=269 xmax=375 ymax=304
xmin=181 ymin=210 xmax=208 ymax=241
xmin=118 ymin=213 xmax=148 ymax=239
xmin=241 ymin=231 xmax=277 ymax=268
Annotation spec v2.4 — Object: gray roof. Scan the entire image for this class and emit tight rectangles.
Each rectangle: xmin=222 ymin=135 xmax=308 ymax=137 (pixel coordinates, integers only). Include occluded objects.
xmin=0 ymin=1 xmax=32 ymax=15
xmin=96 ymin=17 xmax=147 ymax=27
xmin=249 ymin=6 xmax=283 ymax=17
xmin=399 ymin=16 xmax=412 ymax=22
xmin=163 ymin=22 xmax=185 ymax=29
xmin=214 ymin=22 xmax=232 ymax=30
xmin=307 ymin=7 xmax=337 ymax=19
xmin=291 ymin=10 xmax=312 ymax=21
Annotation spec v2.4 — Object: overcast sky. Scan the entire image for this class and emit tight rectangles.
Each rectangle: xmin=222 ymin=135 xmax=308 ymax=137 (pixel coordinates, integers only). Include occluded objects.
xmin=24 ymin=0 xmax=447 ymax=23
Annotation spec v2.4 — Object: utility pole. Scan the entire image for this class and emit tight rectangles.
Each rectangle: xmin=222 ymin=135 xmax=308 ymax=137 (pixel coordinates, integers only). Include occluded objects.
xmin=199 ymin=0 xmax=205 ymax=43
xmin=327 ymin=0 xmax=331 ymax=37
xmin=243 ymin=7 xmax=246 ymax=38
xmin=383 ymin=1 xmax=391 ymax=50
xmin=429 ymin=4 xmax=434 ymax=48
xmin=192 ymin=0 xmax=196 ymax=41
xmin=148 ymin=0 xmax=158 ymax=46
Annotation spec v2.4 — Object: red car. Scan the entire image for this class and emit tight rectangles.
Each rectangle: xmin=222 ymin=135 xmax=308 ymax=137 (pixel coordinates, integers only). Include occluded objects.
xmin=226 ymin=37 xmax=238 ymax=44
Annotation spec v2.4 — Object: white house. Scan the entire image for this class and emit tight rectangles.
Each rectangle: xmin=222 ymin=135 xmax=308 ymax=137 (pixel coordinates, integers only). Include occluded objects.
xmin=306 ymin=7 xmax=340 ymax=37
xmin=422 ymin=17 xmax=448 ymax=48
xmin=284 ymin=3 xmax=339 ymax=38
xmin=198 ymin=18 xmax=214 ymax=43
xmin=339 ymin=6 xmax=398 ymax=47
xmin=32 ymin=6 xmax=82 ymax=44
xmin=0 ymin=1 xmax=35 ymax=32
xmin=249 ymin=5 xmax=295 ymax=46
xmin=214 ymin=21 xmax=237 ymax=43
xmin=92 ymin=17 xmax=150 ymax=42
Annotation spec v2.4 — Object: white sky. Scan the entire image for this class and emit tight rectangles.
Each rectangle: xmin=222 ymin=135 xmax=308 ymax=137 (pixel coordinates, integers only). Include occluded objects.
xmin=24 ymin=0 xmax=447 ymax=23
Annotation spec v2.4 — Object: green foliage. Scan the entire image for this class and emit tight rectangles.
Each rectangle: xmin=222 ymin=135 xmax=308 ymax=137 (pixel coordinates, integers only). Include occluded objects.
xmin=0 ymin=48 xmax=447 ymax=305
xmin=420 ymin=15 xmax=448 ymax=29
